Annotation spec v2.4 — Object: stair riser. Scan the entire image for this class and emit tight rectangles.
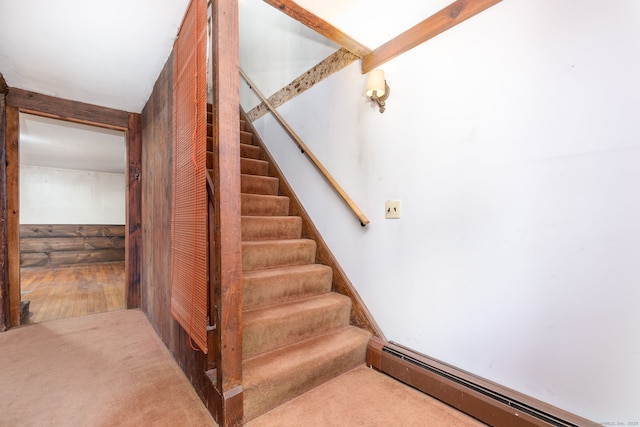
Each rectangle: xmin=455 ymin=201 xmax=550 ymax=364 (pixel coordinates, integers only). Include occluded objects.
xmin=206 ymin=152 xmax=213 ymax=169
xmin=243 ymin=265 xmax=332 ymax=310
xmin=242 ymin=240 xmax=316 ymax=271
xmin=243 ymin=295 xmax=351 ymax=359
xmin=241 ymin=131 xmax=253 ymax=145
xmin=241 ymin=174 xmax=279 ymax=196
xmin=241 ymin=158 xmax=269 ymax=176
xmin=242 ymin=327 xmax=371 ymax=422
xmin=241 ymin=143 xmax=260 ymax=159
xmin=242 ymin=216 xmax=302 ymax=241
xmin=241 ymin=194 xmax=289 ymax=216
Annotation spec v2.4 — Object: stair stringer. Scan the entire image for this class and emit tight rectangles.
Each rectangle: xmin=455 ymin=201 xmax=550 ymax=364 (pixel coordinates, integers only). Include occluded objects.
xmin=240 ymin=109 xmax=385 ymax=340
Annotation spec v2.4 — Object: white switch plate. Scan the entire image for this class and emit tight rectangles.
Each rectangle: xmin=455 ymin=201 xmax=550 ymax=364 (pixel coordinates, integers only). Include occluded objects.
xmin=385 ymin=200 xmax=401 ymax=219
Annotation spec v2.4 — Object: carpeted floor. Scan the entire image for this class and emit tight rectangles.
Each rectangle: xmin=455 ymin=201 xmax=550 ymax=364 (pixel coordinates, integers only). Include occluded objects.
xmin=0 ymin=309 xmax=215 ymax=427
xmin=0 ymin=308 xmax=486 ymax=426
xmin=247 ymin=365 xmax=486 ymax=426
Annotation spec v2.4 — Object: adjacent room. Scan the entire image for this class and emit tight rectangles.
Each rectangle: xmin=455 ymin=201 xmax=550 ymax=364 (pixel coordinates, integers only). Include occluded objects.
xmin=18 ymin=113 xmax=126 ymax=324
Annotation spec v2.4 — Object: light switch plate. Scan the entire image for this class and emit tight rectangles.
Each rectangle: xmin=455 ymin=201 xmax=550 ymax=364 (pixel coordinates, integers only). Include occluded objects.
xmin=385 ymin=200 xmax=401 ymax=219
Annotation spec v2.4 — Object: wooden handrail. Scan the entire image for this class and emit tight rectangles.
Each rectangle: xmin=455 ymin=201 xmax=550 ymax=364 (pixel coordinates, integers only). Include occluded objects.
xmin=239 ymin=68 xmax=369 ymax=226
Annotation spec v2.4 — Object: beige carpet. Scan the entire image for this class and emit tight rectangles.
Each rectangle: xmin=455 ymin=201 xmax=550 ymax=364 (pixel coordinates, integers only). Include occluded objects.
xmin=247 ymin=365 xmax=487 ymax=426
xmin=0 ymin=309 xmax=215 ymax=427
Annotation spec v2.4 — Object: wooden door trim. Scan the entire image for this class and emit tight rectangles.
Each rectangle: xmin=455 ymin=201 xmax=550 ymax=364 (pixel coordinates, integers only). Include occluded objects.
xmin=1 ymin=89 xmax=140 ymax=327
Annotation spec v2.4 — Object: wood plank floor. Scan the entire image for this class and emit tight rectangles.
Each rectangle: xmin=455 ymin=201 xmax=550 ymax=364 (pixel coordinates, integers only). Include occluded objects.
xmin=20 ymin=262 xmax=125 ymax=324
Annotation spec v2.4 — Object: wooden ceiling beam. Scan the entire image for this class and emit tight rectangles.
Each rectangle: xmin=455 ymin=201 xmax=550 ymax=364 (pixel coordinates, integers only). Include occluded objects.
xmin=263 ymin=0 xmax=372 ymax=58
xmin=361 ymin=0 xmax=503 ymax=74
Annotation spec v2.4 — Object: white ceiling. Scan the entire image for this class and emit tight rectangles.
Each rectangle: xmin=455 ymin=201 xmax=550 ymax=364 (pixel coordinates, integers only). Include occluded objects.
xmin=0 ymin=0 xmax=191 ymax=113
xmin=293 ymin=0 xmax=453 ymax=49
xmin=0 ymin=0 xmax=190 ymax=174
xmin=1 ymin=0 xmax=449 ymax=175
xmin=20 ymin=113 xmax=126 ymax=174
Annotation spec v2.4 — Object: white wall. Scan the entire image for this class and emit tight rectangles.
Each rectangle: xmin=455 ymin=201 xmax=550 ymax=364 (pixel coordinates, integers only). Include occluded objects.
xmin=20 ymin=165 xmax=126 ymax=225
xmin=239 ymin=0 xmax=338 ymax=110
xmin=240 ymin=0 xmax=640 ymax=423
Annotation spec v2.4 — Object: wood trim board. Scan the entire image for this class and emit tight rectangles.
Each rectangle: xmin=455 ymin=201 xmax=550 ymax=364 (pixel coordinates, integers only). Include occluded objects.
xmin=6 ymin=88 xmax=129 ymax=130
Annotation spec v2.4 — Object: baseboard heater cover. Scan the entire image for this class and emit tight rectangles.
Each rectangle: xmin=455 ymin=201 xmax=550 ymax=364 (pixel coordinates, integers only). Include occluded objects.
xmin=367 ymin=339 xmax=598 ymax=427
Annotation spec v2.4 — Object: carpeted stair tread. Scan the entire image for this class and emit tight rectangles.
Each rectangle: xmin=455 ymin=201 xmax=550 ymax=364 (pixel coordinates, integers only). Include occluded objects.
xmin=242 ymin=239 xmax=316 ymax=271
xmin=242 ymin=216 xmax=302 ymax=241
xmin=241 ymin=194 xmax=289 ymax=216
xmin=241 ymin=158 xmax=269 ymax=176
xmin=241 ymin=174 xmax=279 ymax=195
xmin=243 ymin=293 xmax=351 ymax=359
xmin=243 ymin=264 xmax=332 ymax=310
xmin=242 ymin=326 xmax=371 ymax=422
xmin=241 ymin=143 xmax=261 ymax=159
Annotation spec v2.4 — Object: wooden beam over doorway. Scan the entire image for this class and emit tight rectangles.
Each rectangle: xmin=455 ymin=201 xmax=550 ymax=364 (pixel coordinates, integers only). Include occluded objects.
xmin=361 ymin=0 xmax=503 ymax=73
xmin=6 ymin=88 xmax=129 ymax=130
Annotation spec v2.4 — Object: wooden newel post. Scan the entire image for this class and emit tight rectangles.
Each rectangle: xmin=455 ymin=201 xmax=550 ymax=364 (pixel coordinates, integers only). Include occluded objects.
xmin=209 ymin=0 xmax=243 ymax=426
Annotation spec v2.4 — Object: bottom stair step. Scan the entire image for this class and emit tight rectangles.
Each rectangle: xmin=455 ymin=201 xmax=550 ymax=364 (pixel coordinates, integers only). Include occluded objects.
xmin=243 ymin=293 xmax=352 ymax=359
xmin=242 ymin=325 xmax=371 ymax=422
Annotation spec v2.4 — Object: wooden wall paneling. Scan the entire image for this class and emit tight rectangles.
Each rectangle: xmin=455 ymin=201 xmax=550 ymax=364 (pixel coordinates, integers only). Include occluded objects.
xmin=361 ymin=0 xmax=503 ymax=73
xmin=19 ymin=224 xmax=126 ymax=268
xmin=126 ymin=113 xmax=142 ymax=309
xmin=6 ymin=88 xmax=129 ymax=130
xmin=0 ymin=83 xmax=9 ymax=331
xmin=141 ymin=49 xmax=210 ymax=410
xmin=5 ymin=105 xmax=20 ymax=327
xmin=19 ymin=224 xmax=125 ymax=238
xmin=141 ymin=50 xmax=173 ymax=335
xmin=20 ymin=236 xmax=125 ymax=252
xmin=210 ymin=0 xmax=243 ymax=424
xmin=20 ymin=249 xmax=125 ymax=269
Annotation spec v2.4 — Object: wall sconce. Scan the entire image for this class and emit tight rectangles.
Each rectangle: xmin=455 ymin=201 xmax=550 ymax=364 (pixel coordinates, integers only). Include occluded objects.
xmin=365 ymin=69 xmax=390 ymax=113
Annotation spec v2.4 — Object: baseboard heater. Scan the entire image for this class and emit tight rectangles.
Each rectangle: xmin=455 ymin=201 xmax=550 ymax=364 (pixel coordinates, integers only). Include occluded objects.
xmin=367 ymin=339 xmax=598 ymax=427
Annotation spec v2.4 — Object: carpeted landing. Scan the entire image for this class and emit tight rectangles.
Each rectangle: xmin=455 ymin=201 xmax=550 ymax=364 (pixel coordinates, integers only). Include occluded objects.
xmin=247 ymin=365 xmax=487 ymax=426
xmin=0 ymin=309 xmax=215 ymax=427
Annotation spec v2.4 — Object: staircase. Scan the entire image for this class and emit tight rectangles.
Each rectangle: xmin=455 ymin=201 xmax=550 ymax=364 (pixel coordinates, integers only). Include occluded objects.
xmin=207 ymin=108 xmax=371 ymax=422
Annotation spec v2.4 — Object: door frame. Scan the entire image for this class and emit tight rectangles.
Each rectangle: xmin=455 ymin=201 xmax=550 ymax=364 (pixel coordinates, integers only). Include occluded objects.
xmin=1 ymin=88 xmax=141 ymax=328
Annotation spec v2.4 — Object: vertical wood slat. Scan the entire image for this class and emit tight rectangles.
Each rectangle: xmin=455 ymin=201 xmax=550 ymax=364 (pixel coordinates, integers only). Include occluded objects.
xmin=5 ymin=105 xmax=20 ymax=327
xmin=0 ymin=86 xmax=9 ymax=331
xmin=126 ymin=113 xmax=142 ymax=308
xmin=210 ymin=0 xmax=243 ymax=425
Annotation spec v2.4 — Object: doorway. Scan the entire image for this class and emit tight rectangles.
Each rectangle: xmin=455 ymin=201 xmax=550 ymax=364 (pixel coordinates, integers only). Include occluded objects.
xmin=18 ymin=113 xmax=127 ymax=324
